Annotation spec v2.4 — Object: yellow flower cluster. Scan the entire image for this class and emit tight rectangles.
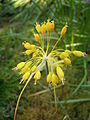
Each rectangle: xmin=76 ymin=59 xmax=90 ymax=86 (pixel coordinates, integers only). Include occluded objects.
xmin=14 ymin=19 xmax=85 ymax=120
xmin=47 ymin=66 xmax=64 ymax=86
xmin=34 ymin=19 xmax=55 ymax=42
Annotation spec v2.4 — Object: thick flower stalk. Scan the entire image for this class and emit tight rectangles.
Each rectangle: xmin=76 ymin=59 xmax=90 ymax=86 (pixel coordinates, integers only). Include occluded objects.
xmin=14 ymin=19 xmax=85 ymax=120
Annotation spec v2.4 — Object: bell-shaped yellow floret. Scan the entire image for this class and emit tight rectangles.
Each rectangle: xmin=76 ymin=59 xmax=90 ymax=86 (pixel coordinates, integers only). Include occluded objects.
xmin=21 ymin=65 xmax=29 ymax=74
xmin=65 ymin=50 xmax=71 ymax=55
xmin=25 ymin=61 xmax=31 ymax=67
xmin=34 ymin=33 xmax=40 ymax=42
xmin=36 ymin=23 xmax=41 ymax=33
xmin=60 ymin=24 xmax=68 ymax=37
xmin=31 ymin=65 xmax=37 ymax=72
xmin=60 ymin=52 xmax=69 ymax=59
xmin=23 ymin=42 xmax=31 ymax=49
xmin=52 ymin=73 xmax=59 ymax=86
xmin=73 ymin=51 xmax=84 ymax=57
xmin=64 ymin=58 xmax=71 ymax=65
xmin=41 ymin=22 xmax=46 ymax=35
xmin=46 ymin=19 xmax=51 ymax=32
xmin=47 ymin=72 xmax=52 ymax=84
xmin=17 ymin=62 xmax=25 ymax=69
xmin=25 ymin=50 xmax=33 ymax=55
xmin=22 ymin=71 xmax=30 ymax=81
xmin=34 ymin=70 xmax=41 ymax=80
xmin=50 ymin=21 xmax=55 ymax=31
xmin=56 ymin=66 xmax=64 ymax=81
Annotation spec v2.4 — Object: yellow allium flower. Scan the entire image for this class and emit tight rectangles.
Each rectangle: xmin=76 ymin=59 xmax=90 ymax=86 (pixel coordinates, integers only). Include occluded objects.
xmin=23 ymin=42 xmax=31 ymax=49
xmin=52 ymin=73 xmax=59 ymax=86
xmin=17 ymin=62 xmax=25 ymax=69
xmin=31 ymin=65 xmax=37 ymax=72
xmin=65 ymin=50 xmax=71 ymax=55
xmin=25 ymin=61 xmax=31 ymax=67
xmin=21 ymin=65 xmax=29 ymax=73
xmin=60 ymin=52 xmax=69 ymax=59
xmin=60 ymin=24 xmax=68 ymax=37
xmin=34 ymin=33 xmax=40 ymax=42
xmin=41 ymin=22 xmax=46 ymax=35
xmin=73 ymin=51 xmax=84 ymax=57
xmin=36 ymin=23 xmax=41 ymax=33
xmin=46 ymin=19 xmax=51 ymax=32
xmin=34 ymin=70 xmax=41 ymax=80
xmin=25 ymin=50 xmax=33 ymax=55
xmin=50 ymin=21 xmax=55 ymax=31
xmin=56 ymin=66 xmax=64 ymax=81
xmin=47 ymin=72 xmax=52 ymax=84
xmin=30 ymin=45 xmax=36 ymax=50
xmin=22 ymin=71 xmax=30 ymax=81
xmin=32 ymin=52 xmax=37 ymax=58
xmin=14 ymin=19 xmax=85 ymax=120
xmin=64 ymin=58 xmax=71 ymax=65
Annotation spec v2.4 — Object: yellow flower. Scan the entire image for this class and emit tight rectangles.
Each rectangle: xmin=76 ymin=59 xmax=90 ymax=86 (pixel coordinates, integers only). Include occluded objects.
xmin=34 ymin=33 xmax=40 ymax=42
xmin=41 ymin=22 xmax=46 ymax=35
xmin=22 ymin=71 xmax=30 ymax=81
xmin=25 ymin=50 xmax=33 ymax=55
xmin=23 ymin=42 xmax=31 ymax=49
xmin=47 ymin=72 xmax=52 ymax=84
xmin=46 ymin=19 xmax=51 ymax=32
xmin=65 ymin=50 xmax=71 ymax=55
xmin=56 ymin=66 xmax=64 ymax=81
xmin=60 ymin=52 xmax=69 ymax=59
xmin=34 ymin=70 xmax=41 ymax=80
xmin=36 ymin=23 xmax=41 ymax=33
xmin=25 ymin=61 xmax=31 ymax=67
xmin=17 ymin=62 xmax=25 ymax=69
xmin=32 ymin=50 xmax=39 ymax=58
xmin=30 ymin=45 xmax=36 ymax=50
xmin=21 ymin=65 xmax=29 ymax=74
xmin=64 ymin=58 xmax=71 ymax=65
xmin=52 ymin=73 xmax=59 ymax=86
xmin=73 ymin=51 xmax=84 ymax=57
xmin=60 ymin=24 xmax=68 ymax=37
xmin=31 ymin=65 xmax=37 ymax=72
xmin=50 ymin=21 xmax=55 ymax=31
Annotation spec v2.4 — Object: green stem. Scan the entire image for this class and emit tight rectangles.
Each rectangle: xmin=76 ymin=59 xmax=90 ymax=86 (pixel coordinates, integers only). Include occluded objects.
xmin=46 ymin=61 xmax=49 ymax=75
xmin=51 ymin=36 xmax=62 ymax=51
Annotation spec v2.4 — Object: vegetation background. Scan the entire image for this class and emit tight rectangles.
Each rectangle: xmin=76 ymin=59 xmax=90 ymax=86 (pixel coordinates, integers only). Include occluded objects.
xmin=0 ymin=0 xmax=90 ymax=120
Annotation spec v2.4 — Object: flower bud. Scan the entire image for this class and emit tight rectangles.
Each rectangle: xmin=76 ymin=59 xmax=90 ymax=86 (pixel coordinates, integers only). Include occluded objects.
xmin=25 ymin=50 xmax=33 ymax=55
xmin=41 ymin=22 xmax=46 ymax=35
xmin=47 ymin=72 xmax=52 ymax=84
xmin=56 ymin=66 xmax=64 ymax=81
xmin=34 ymin=70 xmax=41 ymax=80
xmin=25 ymin=61 xmax=31 ymax=67
xmin=23 ymin=42 xmax=31 ymax=49
xmin=46 ymin=19 xmax=51 ymax=32
xmin=36 ymin=23 xmax=41 ymax=33
xmin=52 ymin=73 xmax=59 ymax=86
xmin=34 ymin=34 xmax=40 ymax=42
xmin=73 ymin=51 xmax=84 ymax=57
xmin=50 ymin=21 xmax=55 ymax=31
xmin=21 ymin=65 xmax=29 ymax=73
xmin=60 ymin=52 xmax=69 ymax=59
xmin=60 ymin=24 xmax=68 ymax=37
xmin=22 ymin=71 xmax=30 ymax=81
xmin=65 ymin=50 xmax=71 ymax=55
xmin=64 ymin=58 xmax=71 ymax=65
xmin=31 ymin=65 xmax=37 ymax=72
xmin=17 ymin=62 xmax=25 ymax=69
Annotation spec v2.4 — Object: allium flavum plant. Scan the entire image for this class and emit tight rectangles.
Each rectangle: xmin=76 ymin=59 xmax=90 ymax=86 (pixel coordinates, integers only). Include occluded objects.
xmin=14 ymin=19 xmax=85 ymax=120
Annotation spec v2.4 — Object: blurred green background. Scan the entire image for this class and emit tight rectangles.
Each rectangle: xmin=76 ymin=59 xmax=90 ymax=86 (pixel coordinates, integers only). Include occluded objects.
xmin=0 ymin=0 xmax=90 ymax=120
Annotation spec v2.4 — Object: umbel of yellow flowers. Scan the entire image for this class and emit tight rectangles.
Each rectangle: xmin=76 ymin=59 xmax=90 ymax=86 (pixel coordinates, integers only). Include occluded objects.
xmin=14 ymin=19 xmax=85 ymax=120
